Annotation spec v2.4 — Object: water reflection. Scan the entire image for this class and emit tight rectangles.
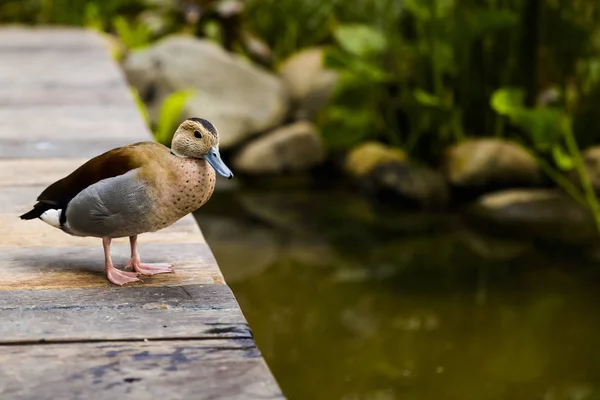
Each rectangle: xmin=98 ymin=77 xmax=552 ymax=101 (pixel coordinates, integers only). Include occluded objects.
xmin=195 ymin=190 xmax=600 ymax=400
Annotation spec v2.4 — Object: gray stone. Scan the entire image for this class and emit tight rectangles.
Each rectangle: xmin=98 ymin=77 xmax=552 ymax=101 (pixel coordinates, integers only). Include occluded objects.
xmin=123 ymin=35 xmax=289 ymax=148
xmin=467 ymin=189 xmax=597 ymax=244
xmin=366 ymin=162 xmax=449 ymax=210
xmin=344 ymin=142 xmax=447 ymax=209
xmin=233 ymin=121 xmax=325 ymax=174
xmin=278 ymin=47 xmax=338 ymax=121
xmin=442 ymin=139 xmax=541 ymax=189
xmin=570 ymin=146 xmax=600 ymax=192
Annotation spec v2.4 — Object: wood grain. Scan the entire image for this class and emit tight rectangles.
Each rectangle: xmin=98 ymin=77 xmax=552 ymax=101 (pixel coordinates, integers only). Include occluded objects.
xmin=0 ymin=107 xmax=150 ymax=142
xmin=0 ymin=87 xmax=132 ymax=107
xmin=0 ymin=303 xmax=249 ymax=343
xmin=0 ymin=52 xmax=121 ymax=87
xmin=0 ymin=339 xmax=284 ymax=400
xmin=0 ymin=284 xmax=235 ymax=309
xmin=0 ymin=243 xmax=223 ymax=290
xmin=0 ymin=27 xmax=105 ymax=50
xmin=0 ymin=139 xmax=138 ymax=159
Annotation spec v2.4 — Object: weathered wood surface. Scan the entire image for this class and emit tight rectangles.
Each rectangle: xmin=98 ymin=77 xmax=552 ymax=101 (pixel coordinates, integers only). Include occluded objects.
xmin=0 ymin=339 xmax=273 ymax=400
xmin=0 ymin=27 xmax=283 ymax=399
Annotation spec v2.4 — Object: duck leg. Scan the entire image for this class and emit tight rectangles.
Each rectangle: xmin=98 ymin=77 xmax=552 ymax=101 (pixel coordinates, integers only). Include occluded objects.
xmin=103 ymin=237 xmax=142 ymax=286
xmin=125 ymin=235 xmax=174 ymax=276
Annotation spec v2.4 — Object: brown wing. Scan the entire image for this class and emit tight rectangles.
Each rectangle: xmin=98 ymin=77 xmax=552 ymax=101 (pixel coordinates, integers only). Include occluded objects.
xmin=20 ymin=141 xmax=165 ymax=220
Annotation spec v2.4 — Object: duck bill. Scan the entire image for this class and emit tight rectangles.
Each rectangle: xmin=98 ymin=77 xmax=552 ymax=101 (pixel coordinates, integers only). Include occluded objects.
xmin=205 ymin=146 xmax=233 ymax=179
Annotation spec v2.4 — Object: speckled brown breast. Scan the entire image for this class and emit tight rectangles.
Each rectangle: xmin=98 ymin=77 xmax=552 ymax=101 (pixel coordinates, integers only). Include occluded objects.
xmin=146 ymin=156 xmax=216 ymax=231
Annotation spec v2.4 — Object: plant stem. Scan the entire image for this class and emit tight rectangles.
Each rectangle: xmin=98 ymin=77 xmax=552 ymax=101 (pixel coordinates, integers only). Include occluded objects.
xmin=533 ymin=154 xmax=587 ymax=207
xmin=563 ymin=118 xmax=600 ymax=233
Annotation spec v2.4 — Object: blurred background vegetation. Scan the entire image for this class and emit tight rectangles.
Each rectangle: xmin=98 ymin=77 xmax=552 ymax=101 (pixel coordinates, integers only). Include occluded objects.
xmin=2 ymin=0 xmax=599 ymax=153
xmin=4 ymin=1 xmax=600 ymax=399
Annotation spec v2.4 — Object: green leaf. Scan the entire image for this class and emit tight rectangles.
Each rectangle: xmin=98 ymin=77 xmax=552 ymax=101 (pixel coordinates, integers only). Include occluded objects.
xmin=465 ymin=9 xmax=519 ymax=39
xmin=349 ymin=59 xmax=390 ymax=82
xmin=435 ymin=0 xmax=455 ymax=19
xmin=325 ymin=48 xmax=389 ymax=82
xmin=512 ymin=108 xmax=564 ymax=150
xmin=154 ymin=90 xmax=195 ymax=146
xmin=333 ymin=24 xmax=387 ymax=57
xmin=113 ymin=16 xmax=151 ymax=50
xmin=552 ymin=144 xmax=575 ymax=171
xmin=320 ymin=106 xmax=374 ymax=149
xmin=323 ymin=48 xmax=352 ymax=70
xmin=413 ymin=89 xmax=443 ymax=107
xmin=490 ymin=87 xmax=526 ymax=116
xmin=84 ymin=2 xmax=103 ymax=31
xmin=405 ymin=0 xmax=455 ymax=20
xmin=491 ymin=87 xmax=565 ymax=150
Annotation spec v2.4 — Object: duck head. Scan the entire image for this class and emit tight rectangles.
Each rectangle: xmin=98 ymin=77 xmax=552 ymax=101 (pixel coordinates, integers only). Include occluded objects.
xmin=171 ymin=118 xmax=234 ymax=179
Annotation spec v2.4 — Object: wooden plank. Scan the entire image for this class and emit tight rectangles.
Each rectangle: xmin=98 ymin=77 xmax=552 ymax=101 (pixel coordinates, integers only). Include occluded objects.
xmin=0 ymin=243 xmax=223 ymax=290
xmin=0 ymin=107 xmax=149 ymax=142
xmin=0 ymin=159 xmax=89 ymax=187
xmin=0 ymin=139 xmax=137 ymax=159
xmin=0 ymin=284 xmax=233 ymax=309
xmin=0 ymin=54 xmax=122 ymax=89
xmin=0 ymin=339 xmax=284 ymax=400
xmin=0 ymin=87 xmax=132 ymax=107
xmin=0 ymin=285 xmax=249 ymax=343
xmin=0 ymin=27 xmax=105 ymax=50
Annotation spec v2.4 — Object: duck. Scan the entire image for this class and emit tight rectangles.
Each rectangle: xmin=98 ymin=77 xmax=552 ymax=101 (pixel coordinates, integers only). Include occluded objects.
xmin=20 ymin=118 xmax=233 ymax=286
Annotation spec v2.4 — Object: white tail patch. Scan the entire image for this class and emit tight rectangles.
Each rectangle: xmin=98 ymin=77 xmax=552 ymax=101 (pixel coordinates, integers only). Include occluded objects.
xmin=40 ymin=209 xmax=62 ymax=229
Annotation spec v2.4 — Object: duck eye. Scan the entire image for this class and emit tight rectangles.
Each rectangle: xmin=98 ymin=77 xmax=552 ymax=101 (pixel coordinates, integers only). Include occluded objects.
xmin=194 ymin=130 xmax=202 ymax=139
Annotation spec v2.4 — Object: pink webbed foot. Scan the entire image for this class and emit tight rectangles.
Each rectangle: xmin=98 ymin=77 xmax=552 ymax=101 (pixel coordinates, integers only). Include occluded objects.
xmin=107 ymin=266 xmax=142 ymax=286
xmin=126 ymin=260 xmax=174 ymax=276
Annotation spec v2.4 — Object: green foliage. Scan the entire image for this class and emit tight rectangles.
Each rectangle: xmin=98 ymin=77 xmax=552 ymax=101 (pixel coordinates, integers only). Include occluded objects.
xmin=491 ymin=86 xmax=600 ymax=232
xmin=0 ymin=0 xmax=146 ymax=25
xmin=333 ymin=24 xmax=388 ymax=57
xmin=154 ymin=90 xmax=195 ymax=146
xmin=84 ymin=2 xmax=104 ymax=31
xmin=319 ymin=24 xmax=392 ymax=149
xmin=491 ymin=88 xmax=563 ymax=151
xmin=131 ymin=87 xmax=194 ymax=146
xmin=5 ymin=0 xmax=600 ymax=200
xmin=113 ymin=15 xmax=152 ymax=50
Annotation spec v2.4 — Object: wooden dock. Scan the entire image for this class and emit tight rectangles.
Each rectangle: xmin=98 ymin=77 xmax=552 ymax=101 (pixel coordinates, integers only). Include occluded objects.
xmin=0 ymin=27 xmax=283 ymax=399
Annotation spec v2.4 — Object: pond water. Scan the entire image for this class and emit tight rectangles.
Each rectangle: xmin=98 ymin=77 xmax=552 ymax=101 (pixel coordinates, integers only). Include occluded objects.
xmin=195 ymin=188 xmax=600 ymax=400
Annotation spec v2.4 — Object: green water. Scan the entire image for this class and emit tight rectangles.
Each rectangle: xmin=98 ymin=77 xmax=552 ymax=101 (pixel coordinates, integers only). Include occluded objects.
xmin=195 ymin=189 xmax=600 ymax=400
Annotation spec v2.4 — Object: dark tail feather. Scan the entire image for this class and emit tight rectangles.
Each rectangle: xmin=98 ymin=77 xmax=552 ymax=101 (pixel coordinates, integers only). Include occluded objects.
xmin=20 ymin=203 xmax=51 ymax=220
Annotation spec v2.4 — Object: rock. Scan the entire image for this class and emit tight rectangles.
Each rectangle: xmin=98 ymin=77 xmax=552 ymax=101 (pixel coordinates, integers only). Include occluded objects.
xmin=123 ymin=35 xmax=288 ymax=148
xmin=346 ymin=142 xmax=448 ymax=209
xmin=278 ymin=47 xmax=339 ymax=121
xmin=570 ymin=146 xmax=600 ymax=192
xmin=466 ymin=189 xmax=597 ymax=244
xmin=233 ymin=121 xmax=325 ymax=174
xmin=370 ymin=163 xmax=449 ymax=209
xmin=442 ymin=139 xmax=541 ymax=190
xmin=345 ymin=142 xmax=407 ymax=177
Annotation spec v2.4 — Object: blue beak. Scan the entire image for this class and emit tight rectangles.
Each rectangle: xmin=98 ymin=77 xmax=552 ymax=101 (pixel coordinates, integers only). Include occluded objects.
xmin=204 ymin=146 xmax=233 ymax=179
